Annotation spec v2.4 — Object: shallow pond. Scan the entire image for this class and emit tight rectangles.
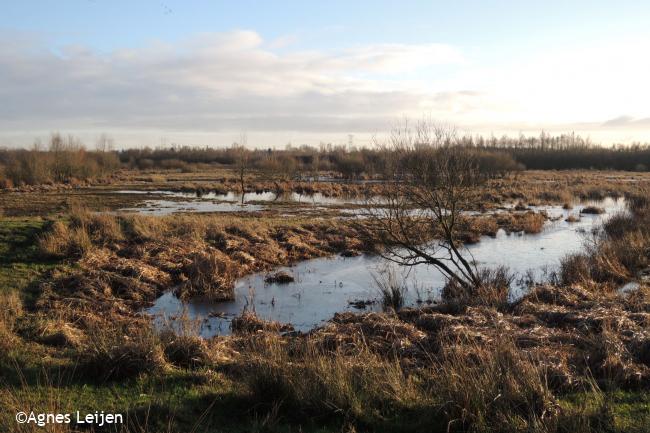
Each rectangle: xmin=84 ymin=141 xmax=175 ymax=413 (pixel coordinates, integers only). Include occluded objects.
xmin=116 ymin=189 xmax=368 ymax=214
xmin=147 ymin=198 xmax=626 ymax=336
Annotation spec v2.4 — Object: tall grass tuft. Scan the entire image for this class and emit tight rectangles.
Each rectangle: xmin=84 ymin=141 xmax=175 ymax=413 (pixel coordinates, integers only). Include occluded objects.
xmin=432 ymin=338 xmax=558 ymax=432
xmin=373 ymin=266 xmax=407 ymax=311
xmin=443 ymin=266 xmax=513 ymax=309
xmin=80 ymin=325 xmax=167 ymax=382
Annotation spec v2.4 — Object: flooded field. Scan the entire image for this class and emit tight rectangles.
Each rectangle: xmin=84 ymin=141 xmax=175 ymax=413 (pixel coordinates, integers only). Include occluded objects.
xmin=116 ymin=189 xmax=368 ymax=215
xmin=148 ymin=197 xmax=626 ymax=336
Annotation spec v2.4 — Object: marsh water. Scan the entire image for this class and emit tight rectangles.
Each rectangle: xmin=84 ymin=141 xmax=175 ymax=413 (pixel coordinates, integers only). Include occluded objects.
xmin=117 ymin=189 xmax=367 ymax=215
xmin=147 ymin=197 xmax=626 ymax=337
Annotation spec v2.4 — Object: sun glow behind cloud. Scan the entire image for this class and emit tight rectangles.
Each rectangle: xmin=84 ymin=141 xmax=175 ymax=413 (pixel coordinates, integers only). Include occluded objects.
xmin=1 ymin=29 xmax=649 ymax=147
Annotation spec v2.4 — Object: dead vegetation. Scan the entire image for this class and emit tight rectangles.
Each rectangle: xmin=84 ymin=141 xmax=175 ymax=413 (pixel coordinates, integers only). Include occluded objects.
xmin=212 ymin=194 xmax=650 ymax=431
xmin=264 ymin=270 xmax=295 ymax=284
xmin=496 ymin=211 xmax=546 ymax=233
xmin=32 ymin=209 xmax=376 ymax=338
xmin=231 ymin=311 xmax=294 ymax=334
xmin=6 ymin=175 xmax=650 ymax=431
xmin=0 ymin=291 xmax=22 ymax=354
xmin=581 ymin=205 xmax=606 ymax=214
xmin=80 ymin=325 xmax=168 ymax=382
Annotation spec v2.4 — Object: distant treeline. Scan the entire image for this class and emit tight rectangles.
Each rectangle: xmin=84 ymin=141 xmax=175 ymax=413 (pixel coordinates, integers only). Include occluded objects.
xmin=118 ymin=132 xmax=650 ymax=175
xmin=457 ymin=133 xmax=650 ymax=171
xmin=2 ymin=132 xmax=650 ymax=187
xmin=117 ymin=144 xmax=522 ymax=180
xmin=0 ymin=134 xmax=119 ymax=187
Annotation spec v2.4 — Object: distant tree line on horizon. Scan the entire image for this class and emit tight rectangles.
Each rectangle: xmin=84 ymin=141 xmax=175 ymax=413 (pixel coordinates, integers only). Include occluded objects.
xmin=2 ymin=131 xmax=650 ymax=187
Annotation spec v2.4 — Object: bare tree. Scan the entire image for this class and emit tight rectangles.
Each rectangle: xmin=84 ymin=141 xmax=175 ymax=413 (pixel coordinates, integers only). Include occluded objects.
xmin=365 ymin=120 xmax=486 ymax=291
xmin=233 ymin=132 xmax=249 ymax=205
xmin=96 ymin=133 xmax=115 ymax=152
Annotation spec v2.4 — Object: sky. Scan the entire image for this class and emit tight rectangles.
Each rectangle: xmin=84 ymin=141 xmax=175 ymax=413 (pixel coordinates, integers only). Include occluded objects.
xmin=1 ymin=0 xmax=650 ymax=148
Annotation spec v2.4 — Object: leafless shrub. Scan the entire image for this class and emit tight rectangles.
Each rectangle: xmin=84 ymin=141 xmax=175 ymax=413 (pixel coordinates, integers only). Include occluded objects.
xmin=366 ymin=120 xmax=489 ymax=292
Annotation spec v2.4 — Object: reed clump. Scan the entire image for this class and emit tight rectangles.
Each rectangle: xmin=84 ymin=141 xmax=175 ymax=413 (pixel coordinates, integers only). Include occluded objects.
xmin=231 ymin=311 xmax=294 ymax=334
xmin=442 ymin=266 xmax=513 ymax=310
xmin=161 ymin=332 xmax=214 ymax=369
xmin=431 ymin=339 xmax=558 ymax=432
xmin=373 ymin=267 xmax=407 ymax=311
xmin=80 ymin=325 xmax=168 ymax=382
xmin=178 ymin=250 xmax=237 ymax=301
xmin=239 ymin=335 xmax=433 ymax=428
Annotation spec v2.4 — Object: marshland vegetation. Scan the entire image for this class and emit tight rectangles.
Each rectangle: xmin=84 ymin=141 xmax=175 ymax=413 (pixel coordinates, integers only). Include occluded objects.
xmin=1 ymin=128 xmax=650 ymax=432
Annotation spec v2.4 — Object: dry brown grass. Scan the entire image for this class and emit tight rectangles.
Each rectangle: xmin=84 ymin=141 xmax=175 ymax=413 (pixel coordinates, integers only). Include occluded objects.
xmin=235 ymin=331 xmax=559 ymax=432
xmin=263 ymin=270 xmax=295 ymax=284
xmin=432 ymin=339 xmax=557 ymax=431
xmin=559 ymin=253 xmax=593 ymax=286
xmin=517 ymin=212 xmax=546 ymax=233
xmin=39 ymin=220 xmax=92 ymax=258
xmin=160 ymin=331 xmax=214 ymax=369
xmin=442 ymin=266 xmax=513 ymax=310
xmin=178 ymin=250 xmax=237 ymax=301
xmin=231 ymin=311 xmax=294 ymax=334
xmin=0 ymin=291 xmax=22 ymax=354
xmin=32 ymin=209 xmax=370 ymax=332
xmin=80 ymin=325 xmax=168 ymax=382
xmin=565 ymin=214 xmax=580 ymax=223
xmin=238 ymin=334 xmax=432 ymax=427
xmin=557 ymin=200 xmax=650 ymax=286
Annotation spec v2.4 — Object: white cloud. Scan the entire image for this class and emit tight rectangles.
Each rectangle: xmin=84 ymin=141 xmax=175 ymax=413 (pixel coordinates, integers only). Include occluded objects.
xmin=0 ymin=30 xmax=478 ymax=146
xmin=1 ymin=30 xmax=650 ymax=147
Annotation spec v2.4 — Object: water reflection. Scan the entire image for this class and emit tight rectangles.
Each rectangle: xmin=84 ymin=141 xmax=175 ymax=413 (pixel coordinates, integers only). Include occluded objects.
xmin=116 ymin=189 xmax=369 ymax=214
xmin=147 ymin=198 xmax=626 ymax=336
